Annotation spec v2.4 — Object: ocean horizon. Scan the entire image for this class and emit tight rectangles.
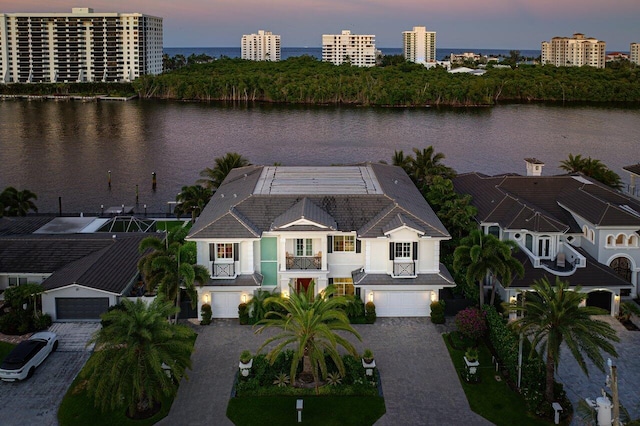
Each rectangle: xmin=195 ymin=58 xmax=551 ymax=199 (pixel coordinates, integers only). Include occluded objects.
xmin=164 ymin=46 xmax=542 ymax=62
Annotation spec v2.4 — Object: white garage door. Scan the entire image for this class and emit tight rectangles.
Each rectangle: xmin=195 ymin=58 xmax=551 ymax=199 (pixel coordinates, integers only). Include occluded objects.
xmin=373 ymin=291 xmax=431 ymax=317
xmin=211 ymin=292 xmax=242 ymax=318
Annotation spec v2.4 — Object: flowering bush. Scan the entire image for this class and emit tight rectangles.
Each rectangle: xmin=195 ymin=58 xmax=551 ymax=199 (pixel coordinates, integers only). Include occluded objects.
xmin=454 ymin=307 xmax=487 ymax=341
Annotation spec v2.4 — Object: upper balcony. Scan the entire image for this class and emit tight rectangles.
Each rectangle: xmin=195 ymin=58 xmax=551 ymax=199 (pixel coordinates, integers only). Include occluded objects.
xmin=392 ymin=261 xmax=417 ymax=278
xmin=210 ymin=261 xmax=236 ymax=279
xmin=519 ymin=241 xmax=586 ymax=276
xmin=285 ymin=252 xmax=322 ymax=270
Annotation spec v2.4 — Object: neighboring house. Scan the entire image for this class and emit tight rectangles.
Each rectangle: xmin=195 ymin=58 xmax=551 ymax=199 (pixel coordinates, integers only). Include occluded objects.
xmin=453 ymin=159 xmax=638 ymax=316
xmin=0 ymin=217 xmax=148 ymax=321
xmin=187 ymin=164 xmax=454 ymax=318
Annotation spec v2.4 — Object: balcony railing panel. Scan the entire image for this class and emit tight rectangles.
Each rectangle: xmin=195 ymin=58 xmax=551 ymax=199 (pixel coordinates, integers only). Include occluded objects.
xmin=393 ymin=261 xmax=416 ymax=277
xmin=286 ymin=255 xmax=321 ymax=270
xmin=211 ymin=262 xmax=235 ymax=278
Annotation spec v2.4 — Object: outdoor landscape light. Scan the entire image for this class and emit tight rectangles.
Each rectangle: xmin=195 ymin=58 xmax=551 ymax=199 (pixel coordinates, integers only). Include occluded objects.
xmin=241 ymin=294 xmax=247 ymax=303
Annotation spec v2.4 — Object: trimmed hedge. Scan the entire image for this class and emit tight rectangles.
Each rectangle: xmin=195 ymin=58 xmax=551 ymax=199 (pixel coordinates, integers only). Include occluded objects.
xmin=430 ymin=300 xmax=445 ymax=324
xmin=365 ymin=302 xmax=376 ymax=324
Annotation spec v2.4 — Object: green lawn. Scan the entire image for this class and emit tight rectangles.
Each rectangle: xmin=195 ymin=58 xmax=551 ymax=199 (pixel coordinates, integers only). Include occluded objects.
xmin=227 ymin=396 xmax=386 ymax=426
xmin=443 ymin=334 xmax=556 ymax=426
xmin=58 ymin=373 xmax=173 ymax=426
xmin=0 ymin=341 xmax=16 ymax=362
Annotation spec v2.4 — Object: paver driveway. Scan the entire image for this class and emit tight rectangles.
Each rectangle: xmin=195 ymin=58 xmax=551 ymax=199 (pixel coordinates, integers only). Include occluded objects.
xmin=160 ymin=318 xmax=491 ymax=426
xmin=0 ymin=322 xmax=99 ymax=426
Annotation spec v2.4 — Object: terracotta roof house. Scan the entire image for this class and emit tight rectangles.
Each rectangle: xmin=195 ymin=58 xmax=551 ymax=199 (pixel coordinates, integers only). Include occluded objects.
xmin=187 ymin=163 xmax=454 ymax=318
xmin=453 ymin=159 xmax=639 ymax=316
xmin=0 ymin=217 xmax=149 ymax=320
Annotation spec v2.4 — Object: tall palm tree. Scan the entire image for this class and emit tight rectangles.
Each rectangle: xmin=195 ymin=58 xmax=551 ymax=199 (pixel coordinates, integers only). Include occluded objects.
xmin=137 ymin=228 xmax=209 ymax=322
xmin=255 ymin=282 xmax=361 ymax=394
xmin=410 ymin=147 xmax=456 ymax=190
xmin=453 ymin=229 xmax=524 ymax=306
xmin=82 ymin=297 xmax=195 ymax=416
xmin=174 ymin=184 xmax=213 ymax=223
xmin=391 ymin=150 xmax=413 ymax=176
xmin=511 ymin=277 xmax=619 ymax=404
xmin=197 ymin=152 xmax=250 ymax=191
xmin=0 ymin=187 xmax=38 ymax=216
xmin=559 ymin=153 xmax=622 ymax=189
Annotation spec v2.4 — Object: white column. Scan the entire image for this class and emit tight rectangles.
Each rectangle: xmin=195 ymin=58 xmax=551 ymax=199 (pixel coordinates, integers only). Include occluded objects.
xmin=279 ymin=237 xmax=287 ymax=271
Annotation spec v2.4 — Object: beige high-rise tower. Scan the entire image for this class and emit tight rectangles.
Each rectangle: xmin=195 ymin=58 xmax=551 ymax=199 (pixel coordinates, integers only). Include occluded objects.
xmin=541 ymin=33 xmax=606 ymax=68
xmin=403 ymin=26 xmax=436 ymax=64
xmin=241 ymin=30 xmax=281 ymax=62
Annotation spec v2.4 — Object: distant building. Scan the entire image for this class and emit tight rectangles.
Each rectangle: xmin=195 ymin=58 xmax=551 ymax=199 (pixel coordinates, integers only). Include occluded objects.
xmin=605 ymin=52 xmax=629 ymax=62
xmin=322 ymin=30 xmax=376 ymax=67
xmin=402 ymin=26 xmax=436 ymax=65
xmin=631 ymin=43 xmax=640 ymax=65
xmin=0 ymin=8 xmax=163 ymax=83
xmin=541 ymin=33 xmax=606 ymax=69
xmin=241 ymin=30 xmax=281 ymax=62
xmin=450 ymin=52 xmax=482 ymax=63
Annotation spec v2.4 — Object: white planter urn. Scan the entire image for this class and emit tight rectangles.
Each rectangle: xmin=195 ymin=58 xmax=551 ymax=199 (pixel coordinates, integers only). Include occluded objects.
xmin=239 ymin=358 xmax=253 ymax=377
xmin=464 ymin=356 xmax=479 ymax=381
xmin=362 ymin=358 xmax=376 ymax=376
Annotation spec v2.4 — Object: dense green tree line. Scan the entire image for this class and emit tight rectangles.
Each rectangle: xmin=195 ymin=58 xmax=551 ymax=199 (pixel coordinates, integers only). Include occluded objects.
xmin=0 ymin=82 xmax=134 ymax=96
xmin=131 ymin=57 xmax=640 ymax=106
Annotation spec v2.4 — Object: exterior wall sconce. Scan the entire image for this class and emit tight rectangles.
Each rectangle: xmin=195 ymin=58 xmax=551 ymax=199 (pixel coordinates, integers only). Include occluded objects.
xmin=430 ymin=292 xmax=437 ymax=302
xmin=203 ymin=293 xmax=210 ymax=304
xmin=283 ymin=290 xmax=289 ymax=299
xmin=368 ymin=292 xmax=374 ymax=303
xmin=241 ymin=294 xmax=247 ymax=304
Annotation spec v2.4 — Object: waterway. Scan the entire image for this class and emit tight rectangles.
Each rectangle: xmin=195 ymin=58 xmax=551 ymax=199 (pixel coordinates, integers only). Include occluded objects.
xmin=0 ymin=100 xmax=638 ymax=214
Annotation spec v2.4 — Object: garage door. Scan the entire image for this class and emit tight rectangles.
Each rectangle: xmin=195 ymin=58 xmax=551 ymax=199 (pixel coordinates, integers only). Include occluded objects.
xmin=373 ymin=291 xmax=431 ymax=317
xmin=56 ymin=297 xmax=109 ymax=320
xmin=586 ymin=291 xmax=612 ymax=314
xmin=211 ymin=292 xmax=242 ymax=318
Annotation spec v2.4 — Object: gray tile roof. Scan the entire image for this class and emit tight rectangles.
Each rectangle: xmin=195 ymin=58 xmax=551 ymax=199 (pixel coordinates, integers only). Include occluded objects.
xmin=0 ymin=234 xmax=116 ymax=274
xmin=204 ymin=273 xmax=263 ymax=287
xmin=623 ymin=164 xmax=640 ymax=176
xmin=453 ymin=172 xmax=640 ymax=232
xmin=381 ymin=213 xmax=425 ymax=235
xmin=509 ymin=248 xmax=632 ymax=289
xmin=0 ymin=217 xmax=54 ymax=236
xmin=189 ymin=164 xmax=449 ymax=240
xmin=42 ymin=234 xmax=148 ymax=294
xmin=352 ymin=263 xmax=455 ymax=287
xmin=271 ymin=198 xmax=338 ymax=231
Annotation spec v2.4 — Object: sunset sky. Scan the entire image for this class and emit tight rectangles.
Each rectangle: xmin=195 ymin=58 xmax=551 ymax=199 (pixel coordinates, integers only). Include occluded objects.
xmin=2 ymin=0 xmax=638 ymax=50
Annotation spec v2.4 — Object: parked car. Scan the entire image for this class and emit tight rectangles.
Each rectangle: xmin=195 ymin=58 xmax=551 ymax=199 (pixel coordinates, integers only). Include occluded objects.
xmin=0 ymin=332 xmax=58 ymax=382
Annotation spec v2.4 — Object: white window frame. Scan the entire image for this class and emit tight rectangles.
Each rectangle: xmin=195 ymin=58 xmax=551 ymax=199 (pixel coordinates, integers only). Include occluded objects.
xmin=394 ymin=242 xmax=411 ymax=260
xmin=332 ymin=278 xmax=354 ymax=296
xmin=216 ymin=243 xmax=234 ymax=262
xmin=295 ymin=238 xmax=313 ymax=257
xmin=8 ymin=277 xmax=27 ymax=286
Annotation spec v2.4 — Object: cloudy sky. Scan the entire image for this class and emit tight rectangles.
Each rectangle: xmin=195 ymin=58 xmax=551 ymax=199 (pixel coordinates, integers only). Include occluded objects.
xmin=3 ymin=0 xmax=638 ymax=50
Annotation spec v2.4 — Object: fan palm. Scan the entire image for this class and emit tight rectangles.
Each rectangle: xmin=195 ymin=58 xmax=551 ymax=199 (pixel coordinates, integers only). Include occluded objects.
xmin=511 ymin=277 xmax=619 ymax=403
xmin=410 ymin=146 xmax=456 ymax=190
xmin=174 ymin=184 xmax=213 ymax=223
xmin=255 ymin=282 xmax=361 ymax=394
xmin=197 ymin=152 xmax=250 ymax=191
xmin=559 ymin=153 xmax=622 ymax=189
xmin=82 ymin=297 xmax=195 ymax=416
xmin=0 ymin=187 xmax=38 ymax=216
xmin=453 ymin=229 xmax=524 ymax=306
xmin=391 ymin=150 xmax=413 ymax=176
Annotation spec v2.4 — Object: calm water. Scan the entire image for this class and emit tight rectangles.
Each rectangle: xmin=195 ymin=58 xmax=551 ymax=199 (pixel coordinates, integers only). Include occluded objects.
xmin=0 ymin=100 xmax=638 ymax=214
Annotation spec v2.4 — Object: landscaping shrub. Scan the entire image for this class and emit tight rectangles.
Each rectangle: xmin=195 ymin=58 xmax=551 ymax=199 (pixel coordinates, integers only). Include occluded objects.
xmin=200 ymin=303 xmax=212 ymax=325
xmin=101 ymin=301 xmax=127 ymax=328
xmin=430 ymin=300 xmax=445 ymax=324
xmin=238 ymin=302 xmax=249 ymax=325
xmin=0 ymin=309 xmax=31 ymax=335
xmin=365 ymin=302 xmax=376 ymax=324
xmin=34 ymin=313 xmax=52 ymax=330
xmin=343 ymin=296 xmax=365 ymax=319
xmin=454 ymin=307 xmax=487 ymax=342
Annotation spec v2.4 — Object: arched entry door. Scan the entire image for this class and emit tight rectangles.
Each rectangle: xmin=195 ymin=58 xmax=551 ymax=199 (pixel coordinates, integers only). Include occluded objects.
xmin=609 ymin=257 xmax=631 ymax=282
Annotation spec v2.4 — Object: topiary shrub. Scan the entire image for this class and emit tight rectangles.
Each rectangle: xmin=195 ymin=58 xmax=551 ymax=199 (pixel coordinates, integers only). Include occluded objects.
xmin=365 ymin=301 xmax=376 ymax=324
xmin=34 ymin=313 xmax=52 ymax=330
xmin=454 ymin=306 xmax=487 ymax=342
xmin=238 ymin=302 xmax=249 ymax=325
xmin=200 ymin=303 xmax=212 ymax=325
xmin=430 ymin=300 xmax=445 ymax=324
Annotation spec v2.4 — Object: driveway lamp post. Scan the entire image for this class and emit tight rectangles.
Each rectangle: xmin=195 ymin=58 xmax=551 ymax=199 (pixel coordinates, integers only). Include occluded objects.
xmin=296 ymin=399 xmax=303 ymax=423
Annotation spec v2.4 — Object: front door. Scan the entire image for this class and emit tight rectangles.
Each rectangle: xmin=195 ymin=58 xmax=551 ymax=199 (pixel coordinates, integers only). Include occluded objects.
xmin=295 ymin=278 xmax=313 ymax=294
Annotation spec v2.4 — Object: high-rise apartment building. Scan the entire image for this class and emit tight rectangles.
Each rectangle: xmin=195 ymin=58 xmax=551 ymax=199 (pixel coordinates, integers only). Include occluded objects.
xmin=241 ymin=30 xmax=281 ymax=62
xmin=631 ymin=43 xmax=640 ymax=66
xmin=0 ymin=8 xmax=162 ymax=83
xmin=541 ymin=33 xmax=606 ymax=69
xmin=322 ymin=30 xmax=376 ymax=67
xmin=402 ymin=26 xmax=436 ymax=64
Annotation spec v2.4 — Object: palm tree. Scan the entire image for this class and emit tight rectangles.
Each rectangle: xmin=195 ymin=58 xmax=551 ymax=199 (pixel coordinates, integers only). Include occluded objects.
xmin=197 ymin=152 xmax=250 ymax=191
xmin=137 ymin=228 xmax=209 ymax=322
xmin=410 ymin=147 xmax=456 ymax=190
xmin=511 ymin=277 xmax=619 ymax=404
xmin=453 ymin=229 xmax=524 ymax=306
xmin=391 ymin=150 xmax=413 ymax=176
xmin=559 ymin=153 xmax=622 ymax=189
xmin=255 ymin=282 xmax=361 ymax=394
xmin=82 ymin=297 xmax=195 ymax=416
xmin=174 ymin=184 xmax=213 ymax=223
xmin=0 ymin=187 xmax=38 ymax=216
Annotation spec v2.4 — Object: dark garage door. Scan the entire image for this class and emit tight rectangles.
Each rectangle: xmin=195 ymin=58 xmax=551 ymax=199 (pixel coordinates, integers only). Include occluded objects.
xmin=586 ymin=291 xmax=612 ymax=314
xmin=56 ymin=297 xmax=109 ymax=320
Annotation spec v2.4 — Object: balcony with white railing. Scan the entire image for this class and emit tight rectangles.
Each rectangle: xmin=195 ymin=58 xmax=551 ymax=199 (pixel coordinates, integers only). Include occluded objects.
xmin=518 ymin=241 xmax=586 ymax=276
xmin=285 ymin=253 xmax=322 ymax=270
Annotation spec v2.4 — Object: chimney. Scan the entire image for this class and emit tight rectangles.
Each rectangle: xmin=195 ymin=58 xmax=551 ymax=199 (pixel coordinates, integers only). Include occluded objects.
xmin=524 ymin=158 xmax=544 ymax=176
